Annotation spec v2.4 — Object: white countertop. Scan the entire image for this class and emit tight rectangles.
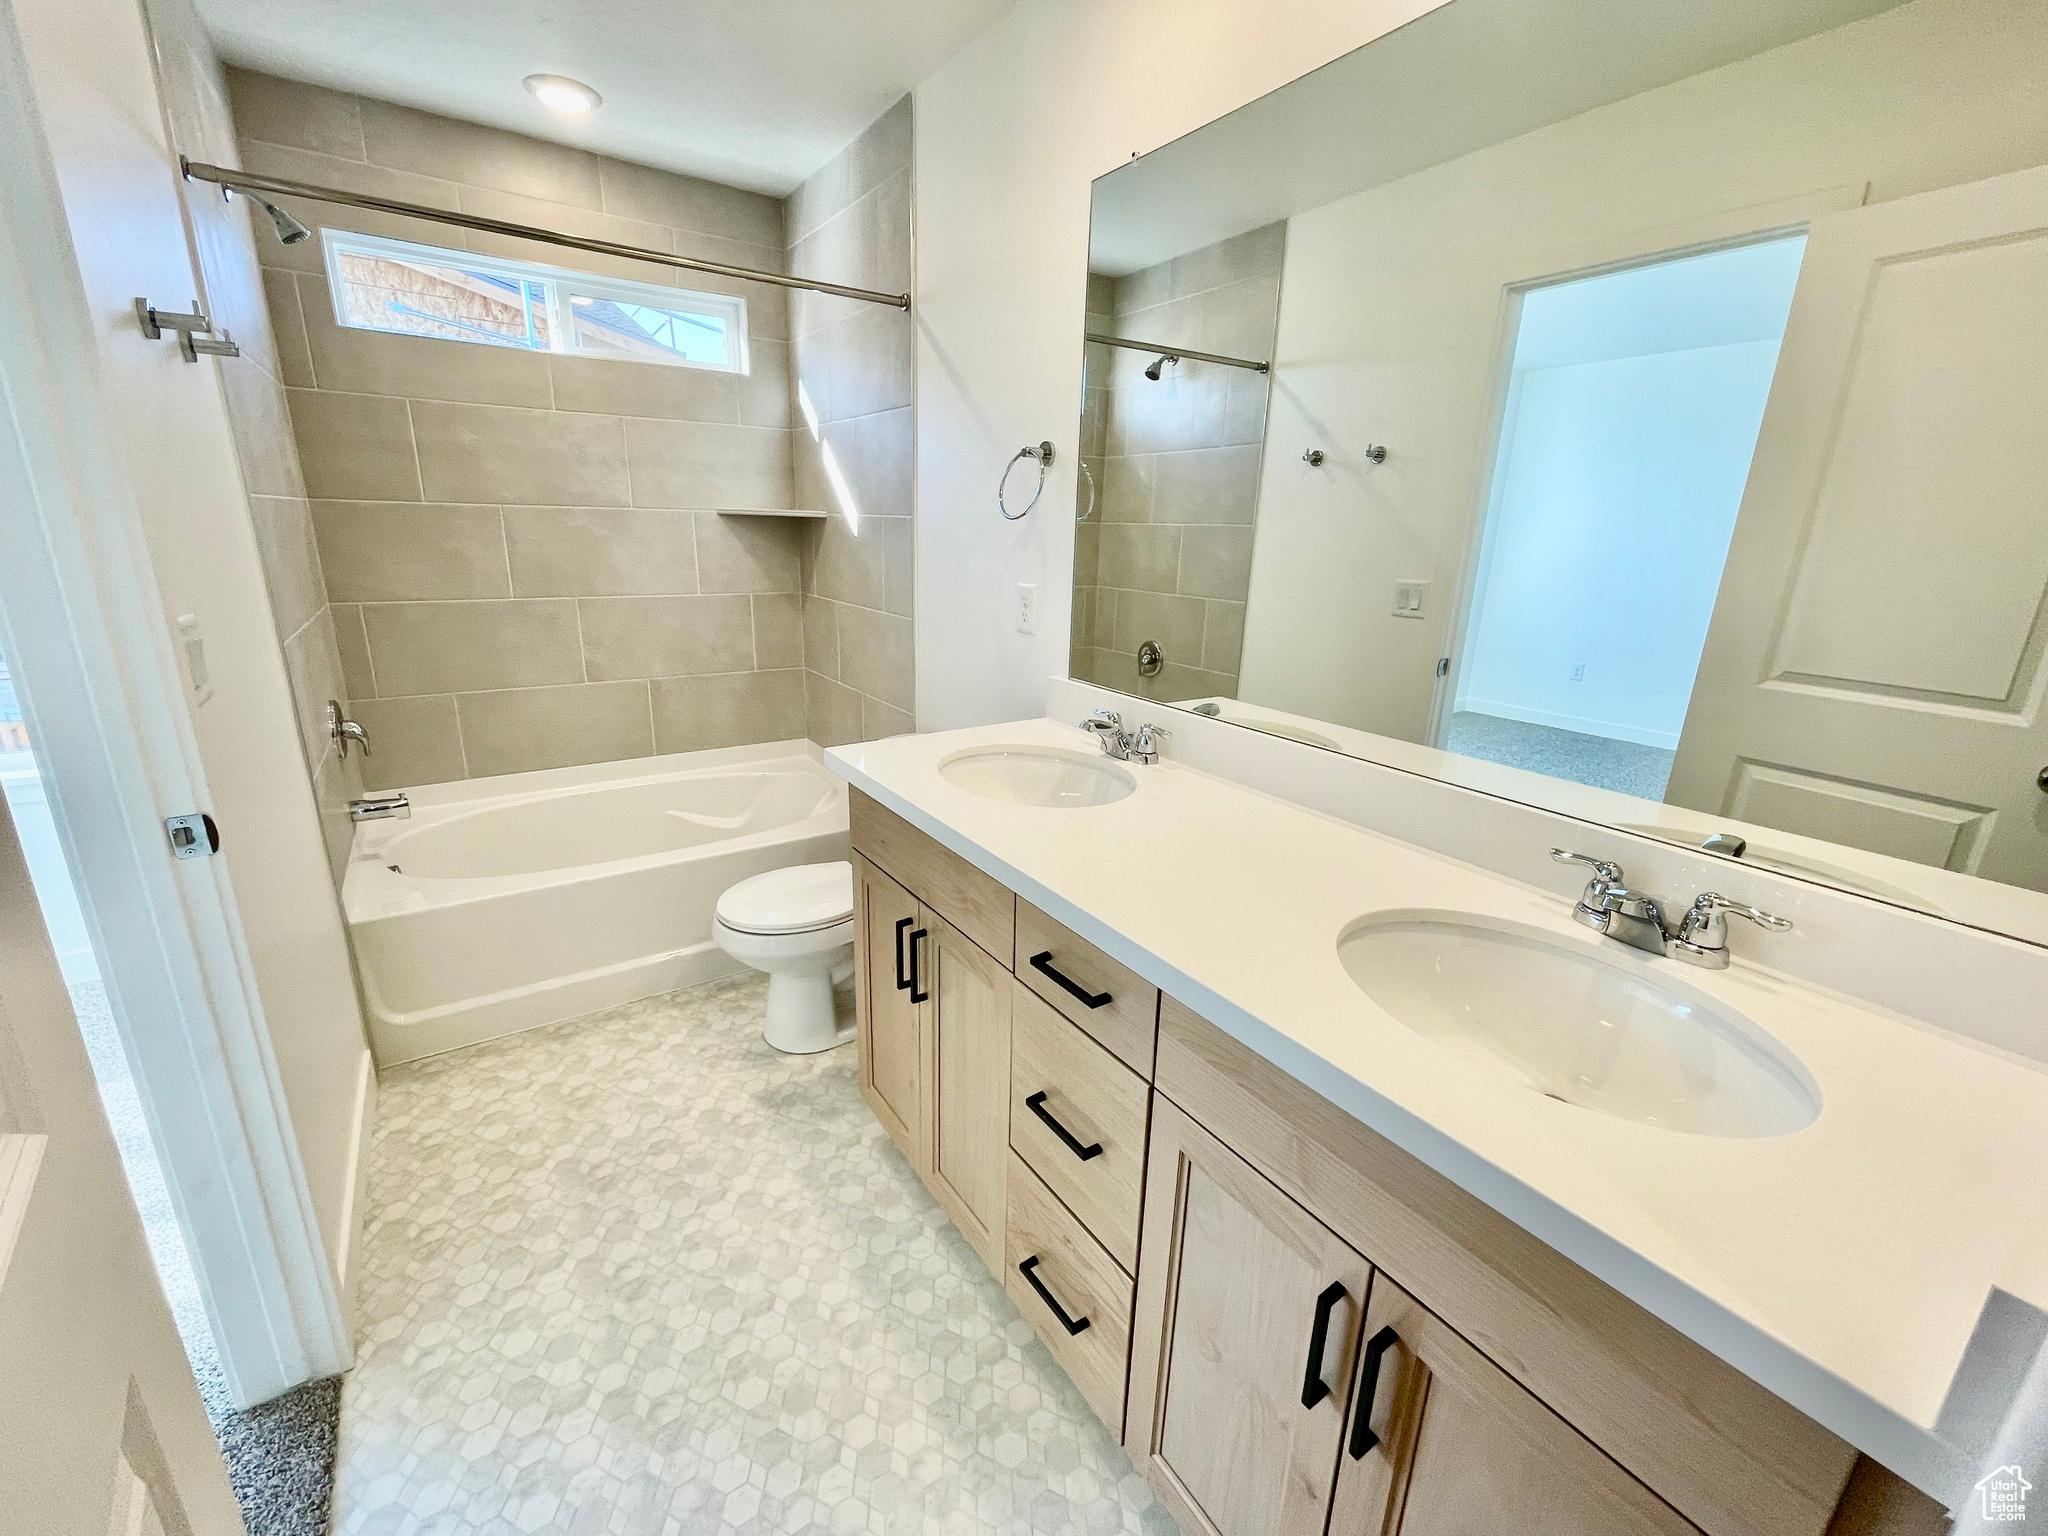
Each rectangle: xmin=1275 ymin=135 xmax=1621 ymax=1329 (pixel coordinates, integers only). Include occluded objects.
xmin=827 ymin=717 xmax=2048 ymax=1504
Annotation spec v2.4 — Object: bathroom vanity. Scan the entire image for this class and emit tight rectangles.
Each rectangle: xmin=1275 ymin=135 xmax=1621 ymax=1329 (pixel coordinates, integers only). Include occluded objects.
xmin=828 ymin=717 xmax=2048 ymax=1536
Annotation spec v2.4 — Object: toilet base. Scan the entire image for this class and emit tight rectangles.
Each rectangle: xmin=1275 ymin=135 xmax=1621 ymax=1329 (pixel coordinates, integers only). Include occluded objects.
xmin=764 ymin=970 xmax=855 ymax=1054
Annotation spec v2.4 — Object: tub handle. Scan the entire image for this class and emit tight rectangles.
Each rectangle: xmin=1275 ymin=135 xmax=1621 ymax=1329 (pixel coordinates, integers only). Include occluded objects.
xmin=909 ymin=927 xmax=929 ymax=1004
xmin=894 ymin=916 xmax=915 ymax=992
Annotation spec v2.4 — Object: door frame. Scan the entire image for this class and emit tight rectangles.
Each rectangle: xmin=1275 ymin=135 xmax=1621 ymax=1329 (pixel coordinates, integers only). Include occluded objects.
xmin=1428 ymin=184 xmax=1867 ymax=750
xmin=0 ymin=0 xmax=350 ymax=1405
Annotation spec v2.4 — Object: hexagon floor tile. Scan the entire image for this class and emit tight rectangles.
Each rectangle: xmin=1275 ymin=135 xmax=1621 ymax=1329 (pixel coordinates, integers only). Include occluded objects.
xmin=333 ymin=974 xmax=1183 ymax=1536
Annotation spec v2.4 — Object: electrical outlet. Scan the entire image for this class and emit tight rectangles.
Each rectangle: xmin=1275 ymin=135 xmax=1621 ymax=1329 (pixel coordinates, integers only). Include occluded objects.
xmin=1392 ymin=579 xmax=1429 ymax=619
xmin=1570 ymin=663 xmax=1586 ymax=682
xmin=1015 ymin=583 xmax=1037 ymax=635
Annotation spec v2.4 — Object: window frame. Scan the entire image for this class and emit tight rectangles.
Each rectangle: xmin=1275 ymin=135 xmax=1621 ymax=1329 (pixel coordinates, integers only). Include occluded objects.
xmin=320 ymin=229 xmax=751 ymax=375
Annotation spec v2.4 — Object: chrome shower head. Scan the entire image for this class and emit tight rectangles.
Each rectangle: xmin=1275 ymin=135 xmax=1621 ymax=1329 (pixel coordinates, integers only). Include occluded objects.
xmin=250 ymin=193 xmax=311 ymax=244
xmin=1144 ymin=354 xmax=1178 ymax=381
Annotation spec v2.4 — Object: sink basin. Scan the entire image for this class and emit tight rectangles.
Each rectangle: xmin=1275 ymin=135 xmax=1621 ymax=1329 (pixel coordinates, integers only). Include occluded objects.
xmin=1338 ymin=912 xmax=1819 ymax=1137
xmin=939 ymin=746 xmax=1135 ymax=808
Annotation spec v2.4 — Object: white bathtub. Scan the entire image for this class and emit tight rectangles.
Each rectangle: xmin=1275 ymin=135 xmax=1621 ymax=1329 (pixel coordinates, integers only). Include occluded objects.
xmin=343 ymin=741 xmax=849 ymax=1062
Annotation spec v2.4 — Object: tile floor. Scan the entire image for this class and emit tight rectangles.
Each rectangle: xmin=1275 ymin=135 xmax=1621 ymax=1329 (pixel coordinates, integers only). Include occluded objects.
xmin=334 ymin=973 xmax=1179 ymax=1536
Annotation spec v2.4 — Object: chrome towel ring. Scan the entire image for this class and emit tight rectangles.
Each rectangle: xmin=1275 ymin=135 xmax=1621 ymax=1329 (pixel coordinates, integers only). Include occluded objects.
xmin=999 ymin=441 xmax=1055 ymax=520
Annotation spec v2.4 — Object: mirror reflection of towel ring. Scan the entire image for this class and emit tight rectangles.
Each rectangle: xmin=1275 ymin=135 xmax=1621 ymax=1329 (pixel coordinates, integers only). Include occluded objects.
xmin=999 ymin=440 xmax=1055 ymax=520
xmin=1076 ymin=456 xmax=1097 ymax=522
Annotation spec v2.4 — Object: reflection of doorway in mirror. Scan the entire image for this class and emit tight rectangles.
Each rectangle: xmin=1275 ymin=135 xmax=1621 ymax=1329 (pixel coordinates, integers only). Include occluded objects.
xmin=1447 ymin=235 xmax=1807 ymax=800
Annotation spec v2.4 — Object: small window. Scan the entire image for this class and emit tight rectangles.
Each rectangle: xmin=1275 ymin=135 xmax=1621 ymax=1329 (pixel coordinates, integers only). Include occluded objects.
xmin=321 ymin=230 xmax=749 ymax=373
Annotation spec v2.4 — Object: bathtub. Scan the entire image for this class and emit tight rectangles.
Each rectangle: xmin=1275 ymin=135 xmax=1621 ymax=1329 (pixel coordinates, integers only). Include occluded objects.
xmin=343 ymin=741 xmax=848 ymax=1063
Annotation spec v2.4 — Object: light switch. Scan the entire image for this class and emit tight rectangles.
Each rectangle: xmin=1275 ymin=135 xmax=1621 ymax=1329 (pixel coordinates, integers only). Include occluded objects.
xmin=174 ymin=613 xmax=212 ymax=705
xmin=1392 ymin=579 xmax=1429 ymax=619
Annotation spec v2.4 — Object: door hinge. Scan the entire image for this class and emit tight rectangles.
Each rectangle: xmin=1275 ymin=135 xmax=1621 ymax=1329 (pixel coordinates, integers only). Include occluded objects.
xmin=165 ymin=813 xmax=220 ymax=859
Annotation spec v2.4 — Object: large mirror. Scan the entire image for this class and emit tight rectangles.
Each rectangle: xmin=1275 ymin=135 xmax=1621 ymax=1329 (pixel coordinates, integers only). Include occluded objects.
xmin=1072 ymin=0 xmax=2048 ymax=944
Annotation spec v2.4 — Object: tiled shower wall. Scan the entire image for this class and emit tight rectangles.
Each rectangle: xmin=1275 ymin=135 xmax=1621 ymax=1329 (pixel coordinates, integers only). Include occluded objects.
xmin=230 ymin=70 xmax=812 ymax=791
xmin=1072 ymin=223 xmax=1284 ymax=702
xmin=786 ymin=99 xmax=917 ymax=745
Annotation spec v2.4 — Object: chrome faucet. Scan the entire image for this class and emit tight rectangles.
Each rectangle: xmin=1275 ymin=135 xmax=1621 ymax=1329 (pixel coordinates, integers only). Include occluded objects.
xmin=327 ymin=699 xmax=371 ymax=758
xmin=1078 ymin=710 xmax=1172 ymax=764
xmin=1551 ymin=849 xmax=1790 ymax=969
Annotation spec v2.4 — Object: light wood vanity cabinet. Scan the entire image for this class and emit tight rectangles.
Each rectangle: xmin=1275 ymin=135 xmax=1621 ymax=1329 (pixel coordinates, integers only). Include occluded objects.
xmin=849 ymin=790 xmax=1941 ymax=1536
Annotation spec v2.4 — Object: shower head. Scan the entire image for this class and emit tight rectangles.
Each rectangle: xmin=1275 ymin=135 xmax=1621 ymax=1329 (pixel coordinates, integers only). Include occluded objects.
xmin=1143 ymin=354 xmax=1178 ymax=381
xmin=250 ymin=192 xmax=311 ymax=244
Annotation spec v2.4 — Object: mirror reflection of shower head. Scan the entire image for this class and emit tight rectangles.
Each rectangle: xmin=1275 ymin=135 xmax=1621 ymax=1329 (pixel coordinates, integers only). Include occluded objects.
xmin=1144 ymin=354 xmax=1179 ymax=381
xmin=247 ymin=192 xmax=312 ymax=244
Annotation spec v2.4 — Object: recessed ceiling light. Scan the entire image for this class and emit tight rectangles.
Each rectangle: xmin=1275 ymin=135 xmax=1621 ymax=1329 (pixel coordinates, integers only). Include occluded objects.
xmin=524 ymin=74 xmax=601 ymax=113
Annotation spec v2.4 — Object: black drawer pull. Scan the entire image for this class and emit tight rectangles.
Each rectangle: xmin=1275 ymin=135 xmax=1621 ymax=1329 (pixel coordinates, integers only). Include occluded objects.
xmin=1301 ymin=1280 xmax=1347 ymax=1409
xmin=908 ymin=927 xmax=928 ymax=1004
xmin=1347 ymin=1325 xmax=1401 ymax=1458
xmin=1025 ymin=1090 xmax=1103 ymax=1161
xmin=893 ymin=916 xmax=914 ymax=991
xmin=1029 ymin=950 xmax=1111 ymax=1009
xmin=1018 ymin=1255 xmax=1091 ymax=1336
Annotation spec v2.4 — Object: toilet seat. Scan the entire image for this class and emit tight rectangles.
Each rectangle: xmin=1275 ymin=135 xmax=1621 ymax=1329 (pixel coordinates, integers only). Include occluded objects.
xmin=716 ymin=860 xmax=853 ymax=937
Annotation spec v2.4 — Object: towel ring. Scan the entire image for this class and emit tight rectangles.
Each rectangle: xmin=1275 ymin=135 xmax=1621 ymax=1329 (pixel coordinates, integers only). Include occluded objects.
xmin=999 ymin=441 xmax=1056 ymax=520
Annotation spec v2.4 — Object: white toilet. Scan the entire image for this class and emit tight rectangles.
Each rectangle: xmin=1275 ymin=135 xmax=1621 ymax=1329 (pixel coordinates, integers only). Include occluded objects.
xmin=713 ymin=861 xmax=856 ymax=1053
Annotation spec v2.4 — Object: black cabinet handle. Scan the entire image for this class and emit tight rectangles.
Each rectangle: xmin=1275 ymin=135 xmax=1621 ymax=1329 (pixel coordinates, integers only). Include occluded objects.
xmin=1025 ymin=1091 xmax=1103 ymax=1161
xmin=1347 ymin=1325 xmax=1401 ymax=1458
xmin=1301 ymin=1280 xmax=1347 ymax=1409
xmin=1018 ymin=1255 xmax=1091 ymax=1336
xmin=893 ymin=916 xmax=914 ymax=991
xmin=1029 ymin=951 xmax=1111 ymax=1009
xmin=908 ymin=927 xmax=928 ymax=1004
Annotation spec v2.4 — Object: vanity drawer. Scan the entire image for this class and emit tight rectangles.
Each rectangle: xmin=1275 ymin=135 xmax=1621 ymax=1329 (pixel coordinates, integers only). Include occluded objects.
xmin=1015 ymin=898 xmax=1158 ymax=1076
xmin=1004 ymin=1149 xmax=1135 ymax=1437
xmin=1010 ymin=983 xmax=1150 ymax=1273
xmin=851 ymin=788 xmax=1015 ymax=963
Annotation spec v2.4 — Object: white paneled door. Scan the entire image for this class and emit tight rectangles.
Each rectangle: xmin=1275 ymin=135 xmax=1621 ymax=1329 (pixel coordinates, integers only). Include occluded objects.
xmin=1669 ymin=166 xmax=2048 ymax=891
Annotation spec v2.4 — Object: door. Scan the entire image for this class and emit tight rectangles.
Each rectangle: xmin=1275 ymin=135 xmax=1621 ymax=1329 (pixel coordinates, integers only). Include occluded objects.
xmin=1127 ymin=1096 xmax=1373 ymax=1536
xmin=921 ymin=908 xmax=1011 ymax=1271
xmin=854 ymin=854 xmax=923 ymax=1166
xmin=1668 ymin=165 xmax=2048 ymax=889
xmin=0 ymin=790 xmax=243 ymax=1530
xmin=1329 ymin=1275 xmax=1697 ymax=1536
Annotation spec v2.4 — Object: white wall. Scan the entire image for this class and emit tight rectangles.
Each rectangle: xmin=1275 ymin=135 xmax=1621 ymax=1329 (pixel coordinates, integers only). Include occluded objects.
xmin=909 ymin=0 xmax=1448 ymax=731
xmin=1232 ymin=0 xmax=2047 ymax=744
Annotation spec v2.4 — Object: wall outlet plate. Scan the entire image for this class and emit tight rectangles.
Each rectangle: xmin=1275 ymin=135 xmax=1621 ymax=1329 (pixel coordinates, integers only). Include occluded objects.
xmin=1016 ymin=583 xmax=1037 ymax=634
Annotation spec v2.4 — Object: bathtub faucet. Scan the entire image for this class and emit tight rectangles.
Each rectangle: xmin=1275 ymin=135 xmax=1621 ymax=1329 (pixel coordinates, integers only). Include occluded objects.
xmin=348 ymin=792 xmax=410 ymax=822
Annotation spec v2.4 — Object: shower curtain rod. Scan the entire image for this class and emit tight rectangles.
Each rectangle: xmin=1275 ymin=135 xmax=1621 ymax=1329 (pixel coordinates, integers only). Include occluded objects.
xmin=180 ymin=158 xmax=911 ymax=311
xmin=1085 ymin=331 xmax=1269 ymax=373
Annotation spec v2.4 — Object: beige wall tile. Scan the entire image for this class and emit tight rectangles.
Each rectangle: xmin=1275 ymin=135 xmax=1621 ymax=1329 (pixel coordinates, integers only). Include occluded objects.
xmin=861 ymin=696 xmax=914 ymax=740
xmin=310 ymin=749 xmax=362 ymax=888
xmin=352 ymin=694 xmax=466 ymax=789
xmin=829 ymin=307 xmax=913 ymax=418
xmin=881 ymin=517 xmax=913 ymax=619
xmin=412 ymin=400 xmax=629 ymax=506
xmin=740 ymin=341 xmax=791 ymax=429
xmin=265 ymin=268 xmax=315 ymax=388
xmin=650 ymin=670 xmax=804 ymax=753
xmin=1097 ymin=524 xmax=1180 ymax=592
xmin=502 ymin=506 xmax=698 ymax=597
xmin=836 ymin=605 xmax=914 ymax=712
xmin=1150 ymin=445 xmax=1263 ymax=525
xmin=1111 ymin=588 xmax=1206 ymax=661
xmin=359 ymin=98 xmax=602 ymax=210
xmin=804 ymin=672 xmax=864 ymax=749
xmin=1200 ymin=273 xmax=1284 ymax=361
xmin=1100 ymin=455 xmax=1155 ymax=524
xmin=752 ymin=593 xmax=803 ymax=669
xmin=695 ymin=511 xmax=800 ymax=593
xmin=1178 ymin=525 xmax=1256 ymax=601
xmin=454 ymin=186 xmax=675 ymax=285
xmin=549 ymin=354 xmax=736 ymax=423
xmin=802 ymin=596 xmax=840 ymax=681
xmin=288 ymin=388 xmax=421 ymax=502
xmin=576 ymin=594 xmax=755 ymax=680
xmin=332 ymin=603 xmax=376 ymax=697
xmin=248 ymin=495 xmax=326 ymax=643
xmin=220 ymin=358 xmax=306 ymax=498
xmin=299 ymin=273 xmax=553 ymax=407
xmin=1170 ymin=222 xmax=1286 ymax=300
xmin=313 ymin=501 xmax=510 ymax=601
xmin=626 ymin=420 xmax=792 ymax=510
xmin=456 ymin=681 xmax=653 ymax=777
xmin=809 ymin=516 xmax=886 ymax=610
xmin=599 ymin=158 xmax=783 ymax=247
xmin=363 ymin=599 xmax=582 ymax=695
xmin=1202 ymin=600 xmax=1249 ymax=674
xmin=281 ymin=609 xmax=350 ymax=771
xmin=227 ymin=69 xmax=366 ymax=161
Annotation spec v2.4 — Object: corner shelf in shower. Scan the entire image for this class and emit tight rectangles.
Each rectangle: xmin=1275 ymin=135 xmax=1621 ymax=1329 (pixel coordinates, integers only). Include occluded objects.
xmin=712 ymin=507 xmax=832 ymax=519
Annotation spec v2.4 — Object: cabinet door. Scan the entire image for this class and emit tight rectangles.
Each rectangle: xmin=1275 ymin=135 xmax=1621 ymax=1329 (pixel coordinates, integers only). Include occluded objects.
xmin=1330 ymin=1275 xmax=1700 ymax=1536
xmin=922 ymin=907 xmax=1011 ymax=1270
xmin=854 ymin=854 xmax=923 ymax=1167
xmin=1128 ymin=1097 xmax=1373 ymax=1536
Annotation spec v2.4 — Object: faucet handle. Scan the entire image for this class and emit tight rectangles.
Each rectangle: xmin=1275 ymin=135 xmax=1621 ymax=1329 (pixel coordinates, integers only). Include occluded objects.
xmin=1671 ymin=892 xmax=1791 ymax=967
xmin=1132 ymin=722 xmax=1172 ymax=763
xmin=1551 ymin=848 xmax=1623 ymax=883
xmin=1082 ymin=708 xmax=1123 ymax=731
xmin=1685 ymin=893 xmax=1792 ymax=935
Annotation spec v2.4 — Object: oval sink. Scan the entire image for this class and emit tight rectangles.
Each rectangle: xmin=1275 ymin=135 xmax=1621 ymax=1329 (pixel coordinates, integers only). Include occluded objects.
xmin=938 ymin=746 xmax=1135 ymax=808
xmin=1338 ymin=912 xmax=1819 ymax=1138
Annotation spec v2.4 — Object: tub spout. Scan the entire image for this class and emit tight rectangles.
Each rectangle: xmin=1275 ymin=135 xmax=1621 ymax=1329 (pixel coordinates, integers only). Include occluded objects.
xmin=349 ymin=792 xmax=410 ymax=822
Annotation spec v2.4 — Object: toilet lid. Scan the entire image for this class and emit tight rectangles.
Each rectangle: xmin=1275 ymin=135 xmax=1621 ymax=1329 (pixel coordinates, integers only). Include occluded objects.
xmin=717 ymin=861 xmax=854 ymax=935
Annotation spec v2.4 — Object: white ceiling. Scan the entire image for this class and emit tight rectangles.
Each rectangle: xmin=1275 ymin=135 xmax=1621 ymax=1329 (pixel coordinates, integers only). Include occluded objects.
xmin=194 ymin=0 xmax=1015 ymax=194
